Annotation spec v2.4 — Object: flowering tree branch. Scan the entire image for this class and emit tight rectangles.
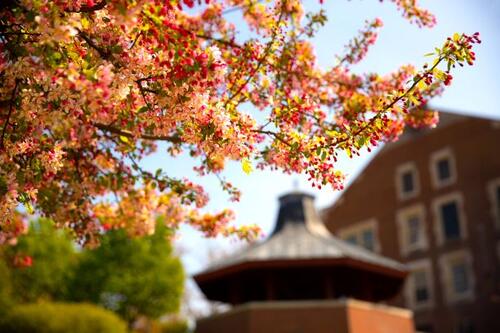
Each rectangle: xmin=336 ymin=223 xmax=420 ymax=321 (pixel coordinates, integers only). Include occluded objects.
xmin=0 ymin=0 xmax=479 ymax=244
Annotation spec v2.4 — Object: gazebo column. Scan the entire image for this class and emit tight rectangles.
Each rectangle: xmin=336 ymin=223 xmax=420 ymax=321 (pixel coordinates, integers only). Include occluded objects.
xmin=323 ymin=272 xmax=335 ymax=299
xmin=229 ymin=280 xmax=241 ymax=305
xmin=361 ymin=273 xmax=374 ymax=301
xmin=265 ymin=273 xmax=276 ymax=301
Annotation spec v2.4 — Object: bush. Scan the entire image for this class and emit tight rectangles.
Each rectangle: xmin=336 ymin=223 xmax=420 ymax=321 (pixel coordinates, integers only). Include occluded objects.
xmin=0 ymin=259 xmax=13 ymax=316
xmin=159 ymin=320 xmax=190 ymax=333
xmin=0 ymin=302 xmax=127 ymax=333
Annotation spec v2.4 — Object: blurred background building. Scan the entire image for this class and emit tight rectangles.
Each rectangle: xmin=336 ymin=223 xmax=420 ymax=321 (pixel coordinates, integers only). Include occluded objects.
xmin=194 ymin=193 xmax=415 ymax=333
xmin=323 ymin=111 xmax=500 ymax=333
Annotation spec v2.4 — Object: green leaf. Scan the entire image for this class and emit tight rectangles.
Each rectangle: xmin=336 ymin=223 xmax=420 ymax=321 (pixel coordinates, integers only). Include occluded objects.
xmin=325 ymin=130 xmax=339 ymax=137
xmin=357 ymin=136 xmax=367 ymax=147
xmin=320 ymin=151 xmax=327 ymax=161
xmin=24 ymin=202 xmax=34 ymax=215
xmin=433 ymin=68 xmax=447 ymax=81
xmin=81 ymin=17 xmax=90 ymax=29
xmin=111 ymin=45 xmax=123 ymax=54
xmin=241 ymin=158 xmax=253 ymax=175
xmin=316 ymin=146 xmax=322 ymax=156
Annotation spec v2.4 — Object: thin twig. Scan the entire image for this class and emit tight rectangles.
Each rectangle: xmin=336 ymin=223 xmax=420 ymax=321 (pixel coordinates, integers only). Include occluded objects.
xmin=254 ymin=129 xmax=292 ymax=147
xmin=329 ymin=51 xmax=454 ymax=148
xmin=77 ymin=29 xmax=111 ymax=60
xmin=66 ymin=1 xmax=107 ymax=13
xmin=224 ymin=7 xmax=285 ymax=107
xmin=0 ymin=79 xmax=19 ymax=148
xmin=94 ymin=122 xmax=181 ymax=144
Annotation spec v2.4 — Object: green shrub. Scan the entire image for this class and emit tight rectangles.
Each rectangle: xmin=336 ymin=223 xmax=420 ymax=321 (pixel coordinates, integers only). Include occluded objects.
xmin=158 ymin=319 xmax=190 ymax=333
xmin=0 ymin=302 xmax=127 ymax=333
xmin=0 ymin=259 xmax=13 ymax=316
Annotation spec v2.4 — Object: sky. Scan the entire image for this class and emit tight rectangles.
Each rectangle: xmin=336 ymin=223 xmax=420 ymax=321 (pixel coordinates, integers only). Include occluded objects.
xmin=141 ymin=0 xmax=500 ymax=278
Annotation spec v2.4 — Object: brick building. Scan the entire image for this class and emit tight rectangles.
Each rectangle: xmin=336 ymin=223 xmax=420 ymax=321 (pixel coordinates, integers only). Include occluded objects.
xmin=323 ymin=112 xmax=500 ymax=333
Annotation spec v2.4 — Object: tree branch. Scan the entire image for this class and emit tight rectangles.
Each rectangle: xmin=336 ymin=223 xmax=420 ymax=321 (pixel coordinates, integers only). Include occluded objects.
xmin=0 ymin=79 xmax=20 ymax=149
xmin=94 ymin=123 xmax=182 ymax=144
xmin=224 ymin=7 xmax=285 ymax=107
xmin=77 ymin=29 xmax=111 ymax=60
xmin=67 ymin=1 xmax=107 ymax=13
xmin=254 ymin=129 xmax=292 ymax=147
xmin=329 ymin=50 xmax=453 ymax=148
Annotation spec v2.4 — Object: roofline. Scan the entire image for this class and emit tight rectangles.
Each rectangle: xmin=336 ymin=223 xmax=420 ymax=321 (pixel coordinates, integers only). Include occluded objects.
xmin=427 ymin=106 xmax=500 ymax=121
xmin=193 ymin=257 xmax=408 ymax=285
xmin=322 ymin=108 xmax=496 ymax=215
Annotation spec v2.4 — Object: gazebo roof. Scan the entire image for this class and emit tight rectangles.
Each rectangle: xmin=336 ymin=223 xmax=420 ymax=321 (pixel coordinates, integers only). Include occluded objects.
xmin=195 ymin=192 xmax=406 ymax=281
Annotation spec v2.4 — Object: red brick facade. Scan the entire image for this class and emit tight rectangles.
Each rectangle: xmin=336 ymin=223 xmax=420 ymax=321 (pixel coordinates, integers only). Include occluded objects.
xmin=196 ymin=299 xmax=415 ymax=333
xmin=323 ymin=113 xmax=500 ymax=333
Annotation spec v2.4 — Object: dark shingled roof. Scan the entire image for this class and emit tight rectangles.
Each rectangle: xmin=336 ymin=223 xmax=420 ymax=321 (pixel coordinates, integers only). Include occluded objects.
xmin=196 ymin=192 xmax=406 ymax=277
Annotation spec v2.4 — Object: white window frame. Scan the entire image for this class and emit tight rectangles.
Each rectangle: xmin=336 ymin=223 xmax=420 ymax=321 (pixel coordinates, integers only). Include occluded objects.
xmin=395 ymin=162 xmax=420 ymax=201
xmin=439 ymin=249 xmax=475 ymax=304
xmin=396 ymin=204 xmax=428 ymax=256
xmin=337 ymin=219 xmax=381 ymax=253
xmin=429 ymin=147 xmax=457 ymax=189
xmin=404 ymin=259 xmax=434 ymax=310
xmin=432 ymin=192 xmax=467 ymax=246
xmin=486 ymin=178 xmax=500 ymax=230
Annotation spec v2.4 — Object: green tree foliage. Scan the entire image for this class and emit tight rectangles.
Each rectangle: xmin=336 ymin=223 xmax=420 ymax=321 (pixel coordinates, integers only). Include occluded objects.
xmin=4 ymin=219 xmax=77 ymax=303
xmin=0 ymin=218 xmax=184 ymax=324
xmin=0 ymin=302 xmax=127 ymax=333
xmin=157 ymin=319 xmax=191 ymax=333
xmin=70 ymin=220 xmax=185 ymax=324
xmin=0 ymin=258 xmax=13 ymax=315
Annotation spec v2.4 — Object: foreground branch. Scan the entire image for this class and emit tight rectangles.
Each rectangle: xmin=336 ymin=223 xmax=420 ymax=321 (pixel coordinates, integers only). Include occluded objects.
xmin=67 ymin=1 xmax=107 ymax=13
xmin=0 ymin=79 xmax=19 ymax=149
xmin=94 ymin=123 xmax=181 ymax=144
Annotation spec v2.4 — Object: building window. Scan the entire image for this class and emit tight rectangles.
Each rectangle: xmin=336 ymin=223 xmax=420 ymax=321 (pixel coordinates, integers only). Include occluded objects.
xmin=361 ymin=229 xmax=375 ymax=251
xmin=451 ymin=262 xmax=469 ymax=294
xmin=439 ymin=249 xmax=474 ymax=303
xmin=414 ymin=270 xmax=430 ymax=302
xmin=437 ymin=158 xmax=451 ymax=182
xmin=345 ymin=235 xmax=357 ymax=246
xmin=404 ymin=259 xmax=434 ymax=310
xmin=432 ymin=192 xmax=467 ymax=245
xmin=402 ymin=171 xmax=415 ymax=194
xmin=396 ymin=162 xmax=420 ymax=200
xmin=408 ymin=216 xmax=420 ymax=245
xmin=487 ymin=178 xmax=500 ymax=229
xmin=430 ymin=148 xmax=456 ymax=188
xmin=441 ymin=201 xmax=461 ymax=240
xmin=455 ymin=319 xmax=474 ymax=333
xmin=338 ymin=219 xmax=380 ymax=252
xmin=396 ymin=204 xmax=428 ymax=256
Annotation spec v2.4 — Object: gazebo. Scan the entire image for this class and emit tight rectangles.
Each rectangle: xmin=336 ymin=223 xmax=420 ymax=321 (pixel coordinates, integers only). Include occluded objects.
xmin=194 ymin=192 xmax=415 ymax=333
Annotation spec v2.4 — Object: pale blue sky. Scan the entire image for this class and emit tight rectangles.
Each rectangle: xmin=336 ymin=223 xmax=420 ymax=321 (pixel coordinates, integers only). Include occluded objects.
xmin=142 ymin=0 xmax=500 ymax=274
